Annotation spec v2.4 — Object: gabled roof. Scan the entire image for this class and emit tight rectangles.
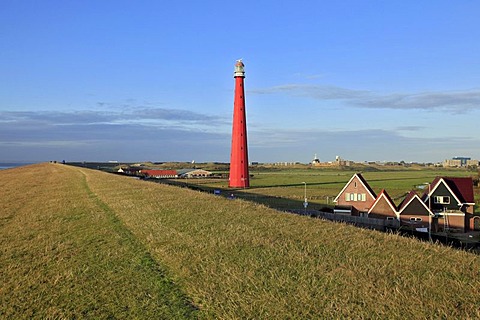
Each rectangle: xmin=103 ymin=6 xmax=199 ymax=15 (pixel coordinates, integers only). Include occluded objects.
xmin=368 ymin=189 xmax=397 ymax=214
xmin=398 ymin=190 xmax=433 ymax=216
xmin=443 ymin=177 xmax=474 ymax=203
xmin=398 ymin=190 xmax=418 ymax=211
xmin=177 ymin=168 xmax=212 ymax=174
xmin=177 ymin=169 xmax=195 ymax=175
xmin=333 ymin=173 xmax=377 ymax=202
xmin=423 ymin=176 xmax=475 ymax=205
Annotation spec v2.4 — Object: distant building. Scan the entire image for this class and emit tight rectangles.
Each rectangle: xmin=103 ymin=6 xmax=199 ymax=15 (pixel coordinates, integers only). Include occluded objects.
xmin=443 ymin=159 xmax=462 ymax=167
xmin=273 ymin=162 xmax=301 ymax=166
xmin=453 ymin=157 xmax=471 ymax=166
xmin=466 ymin=159 xmax=479 ymax=167
xmin=118 ymin=167 xmax=142 ymax=175
xmin=443 ymin=157 xmax=477 ymax=168
xmin=311 ymin=154 xmax=320 ymax=165
xmin=140 ymin=170 xmax=178 ymax=179
xmin=178 ymin=169 xmax=212 ymax=178
xmin=312 ymin=155 xmax=351 ymax=167
xmin=119 ymin=166 xmax=213 ymax=179
xmin=334 ymin=156 xmax=351 ymax=167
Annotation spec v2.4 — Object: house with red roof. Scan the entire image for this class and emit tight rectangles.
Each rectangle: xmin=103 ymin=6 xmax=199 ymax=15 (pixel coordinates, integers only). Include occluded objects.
xmin=368 ymin=189 xmax=397 ymax=218
xmin=333 ymin=173 xmax=377 ymax=216
xmin=397 ymin=190 xmax=434 ymax=232
xmin=422 ymin=177 xmax=477 ymax=232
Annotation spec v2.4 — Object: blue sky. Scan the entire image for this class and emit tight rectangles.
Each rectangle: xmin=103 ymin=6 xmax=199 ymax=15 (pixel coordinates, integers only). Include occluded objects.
xmin=1 ymin=1 xmax=479 ymax=163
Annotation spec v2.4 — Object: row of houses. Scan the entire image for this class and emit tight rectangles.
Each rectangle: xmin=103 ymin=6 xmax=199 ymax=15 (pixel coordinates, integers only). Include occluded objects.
xmin=118 ymin=167 xmax=213 ymax=179
xmin=333 ymin=173 xmax=480 ymax=233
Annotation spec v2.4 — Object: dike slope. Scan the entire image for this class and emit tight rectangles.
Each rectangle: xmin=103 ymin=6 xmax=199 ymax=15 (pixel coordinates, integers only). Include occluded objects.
xmin=0 ymin=163 xmax=196 ymax=319
xmin=1 ymin=163 xmax=480 ymax=319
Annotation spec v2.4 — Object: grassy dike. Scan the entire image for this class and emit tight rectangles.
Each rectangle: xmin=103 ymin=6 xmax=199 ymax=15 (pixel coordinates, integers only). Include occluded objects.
xmin=2 ymin=163 xmax=480 ymax=318
xmin=0 ymin=163 xmax=197 ymax=319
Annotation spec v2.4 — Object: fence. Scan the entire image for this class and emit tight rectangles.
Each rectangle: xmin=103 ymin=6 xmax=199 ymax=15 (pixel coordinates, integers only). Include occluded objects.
xmin=297 ymin=210 xmax=400 ymax=231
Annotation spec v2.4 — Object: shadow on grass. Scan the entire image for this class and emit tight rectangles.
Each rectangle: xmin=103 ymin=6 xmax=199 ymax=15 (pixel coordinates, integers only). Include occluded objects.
xmin=155 ymin=179 xmax=328 ymax=213
xmin=155 ymin=178 xmax=480 ymax=254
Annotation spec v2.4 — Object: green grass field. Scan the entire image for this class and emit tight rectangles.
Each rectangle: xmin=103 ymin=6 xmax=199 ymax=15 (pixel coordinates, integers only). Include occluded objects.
xmin=1 ymin=163 xmax=480 ymax=318
xmin=175 ymin=167 xmax=478 ymax=211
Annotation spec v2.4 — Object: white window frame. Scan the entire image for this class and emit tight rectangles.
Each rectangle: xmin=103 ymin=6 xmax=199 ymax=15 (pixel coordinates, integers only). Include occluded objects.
xmin=434 ymin=196 xmax=450 ymax=204
xmin=345 ymin=193 xmax=366 ymax=202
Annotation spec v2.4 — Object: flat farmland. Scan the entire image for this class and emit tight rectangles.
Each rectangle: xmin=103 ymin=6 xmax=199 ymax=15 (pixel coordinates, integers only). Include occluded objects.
xmin=2 ymin=163 xmax=480 ymax=319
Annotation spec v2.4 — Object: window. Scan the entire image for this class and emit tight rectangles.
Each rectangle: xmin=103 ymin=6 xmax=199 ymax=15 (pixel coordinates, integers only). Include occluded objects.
xmin=345 ymin=193 xmax=366 ymax=201
xmin=434 ymin=196 xmax=450 ymax=204
xmin=386 ymin=217 xmax=395 ymax=221
xmin=409 ymin=217 xmax=422 ymax=222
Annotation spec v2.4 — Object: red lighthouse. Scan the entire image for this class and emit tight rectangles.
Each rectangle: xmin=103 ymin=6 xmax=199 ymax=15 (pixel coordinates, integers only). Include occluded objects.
xmin=229 ymin=60 xmax=250 ymax=188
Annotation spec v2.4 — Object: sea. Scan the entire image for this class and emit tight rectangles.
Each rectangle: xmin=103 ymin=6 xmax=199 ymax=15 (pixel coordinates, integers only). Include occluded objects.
xmin=0 ymin=162 xmax=36 ymax=170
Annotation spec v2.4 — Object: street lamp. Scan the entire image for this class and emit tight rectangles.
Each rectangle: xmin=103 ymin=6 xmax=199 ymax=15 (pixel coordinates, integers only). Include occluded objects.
xmin=428 ymin=183 xmax=432 ymax=241
xmin=424 ymin=182 xmax=432 ymax=241
xmin=302 ymin=181 xmax=308 ymax=214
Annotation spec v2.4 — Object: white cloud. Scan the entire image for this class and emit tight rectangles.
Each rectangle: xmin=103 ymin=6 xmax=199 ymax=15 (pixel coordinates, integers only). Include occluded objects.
xmin=0 ymin=140 xmax=91 ymax=147
xmin=0 ymin=108 xmax=232 ymax=162
xmin=250 ymin=84 xmax=480 ymax=113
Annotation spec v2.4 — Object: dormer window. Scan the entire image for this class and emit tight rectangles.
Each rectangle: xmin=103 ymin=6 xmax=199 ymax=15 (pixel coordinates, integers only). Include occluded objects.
xmin=434 ymin=196 xmax=450 ymax=204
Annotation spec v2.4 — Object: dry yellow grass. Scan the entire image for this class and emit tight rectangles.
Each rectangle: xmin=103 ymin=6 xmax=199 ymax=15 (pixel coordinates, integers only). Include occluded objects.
xmin=2 ymin=163 xmax=480 ymax=319
xmin=0 ymin=164 xmax=196 ymax=319
xmin=83 ymin=165 xmax=480 ymax=319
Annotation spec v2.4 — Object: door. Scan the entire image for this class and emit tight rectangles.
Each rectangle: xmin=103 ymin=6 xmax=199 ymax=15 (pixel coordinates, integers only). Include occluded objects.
xmin=474 ymin=217 xmax=480 ymax=231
